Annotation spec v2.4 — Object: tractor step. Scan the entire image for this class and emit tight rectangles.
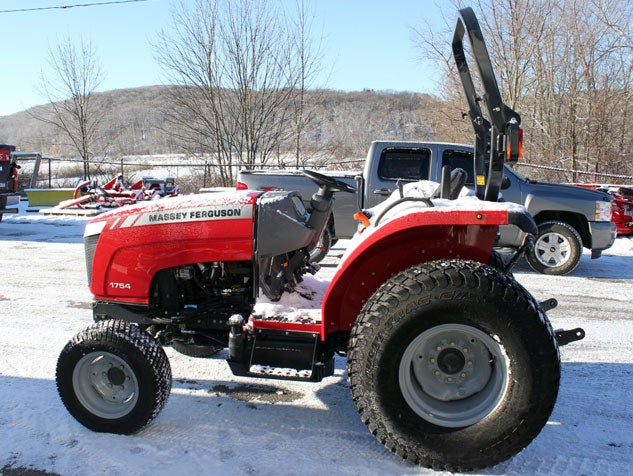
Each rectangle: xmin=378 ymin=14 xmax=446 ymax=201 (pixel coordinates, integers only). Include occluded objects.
xmin=227 ymin=327 xmax=334 ymax=382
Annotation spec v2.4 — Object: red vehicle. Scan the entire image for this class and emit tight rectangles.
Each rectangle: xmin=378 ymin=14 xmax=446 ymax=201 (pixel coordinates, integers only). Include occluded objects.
xmin=0 ymin=144 xmax=20 ymax=221
xmin=574 ymin=183 xmax=633 ymax=235
xmin=612 ymin=187 xmax=633 ymax=235
xmin=56 ymin=9 xmax=584 ymax=471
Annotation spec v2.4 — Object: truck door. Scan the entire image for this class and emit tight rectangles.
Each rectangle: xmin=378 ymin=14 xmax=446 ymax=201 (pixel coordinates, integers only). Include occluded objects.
xmin=499 ymin=165 xmax=523 ymax=203
xmin=365 ymin=147 xmax=432 ymax=209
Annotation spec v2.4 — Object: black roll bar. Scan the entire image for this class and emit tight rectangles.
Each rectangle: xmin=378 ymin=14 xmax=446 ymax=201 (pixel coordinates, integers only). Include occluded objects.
xmin=452 ymin=7 xmax=521 ymax=202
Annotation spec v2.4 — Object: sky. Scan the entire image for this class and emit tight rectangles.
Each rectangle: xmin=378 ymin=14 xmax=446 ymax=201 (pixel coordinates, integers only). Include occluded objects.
xmin=0 ymin=0 xmax=448 ymax=117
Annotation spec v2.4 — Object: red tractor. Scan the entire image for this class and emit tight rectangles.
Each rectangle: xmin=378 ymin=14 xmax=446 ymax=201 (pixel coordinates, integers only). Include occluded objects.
xmin=0 ymin=144 xmax=20 ymax=221
xmin=56 ymin=8 xmax=584 ymax=471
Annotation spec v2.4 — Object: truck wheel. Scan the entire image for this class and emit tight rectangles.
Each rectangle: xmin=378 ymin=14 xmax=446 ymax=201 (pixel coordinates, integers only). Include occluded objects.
xmin=526 ymin=220 xmax=582 ymax=275
xmin=56 ymin=319 xmax=172 ymax=434
xmin=309 ymin=226 xmax=332 ymax=263
xmin=347 ymin=260 xmax=560 ymax=471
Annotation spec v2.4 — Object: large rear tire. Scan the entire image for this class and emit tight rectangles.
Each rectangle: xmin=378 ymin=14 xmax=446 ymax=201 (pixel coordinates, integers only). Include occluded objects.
xmin=347 ymin=260 xmax=560 ymax=471
xmin=56 ymin=319 xmax=172 ymax=434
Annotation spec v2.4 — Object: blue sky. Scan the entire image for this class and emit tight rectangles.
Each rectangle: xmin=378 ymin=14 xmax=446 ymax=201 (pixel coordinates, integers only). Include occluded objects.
xmin=1 ymin=0 xmax=448 ymax=116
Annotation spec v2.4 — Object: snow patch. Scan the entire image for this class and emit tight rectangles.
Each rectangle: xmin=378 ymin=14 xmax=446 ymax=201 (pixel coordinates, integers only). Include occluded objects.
xmin=2 ymin=201 xmax=633 ymax=476
xmin=251 ymin=274 xmax=329 ymax=324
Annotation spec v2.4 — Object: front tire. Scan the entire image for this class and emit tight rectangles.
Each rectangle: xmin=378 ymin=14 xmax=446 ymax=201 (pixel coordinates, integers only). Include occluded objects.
xmin=56 ymin=319 xmax=172 ymax=434
xmin=347 ymin=260 xmax=560 ymax=471
xmin=526 ymin=220 xmax=582 ymax=275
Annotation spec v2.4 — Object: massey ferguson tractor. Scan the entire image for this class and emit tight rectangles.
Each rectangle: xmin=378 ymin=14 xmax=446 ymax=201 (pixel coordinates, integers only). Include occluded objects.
xmin=56 ymin=8 xmax=585 ymax=471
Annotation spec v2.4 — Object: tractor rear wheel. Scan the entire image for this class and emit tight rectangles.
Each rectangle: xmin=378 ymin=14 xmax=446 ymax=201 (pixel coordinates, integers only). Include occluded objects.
xmin=347 ymin=259 xmax=560 ymax=471
xmin=56 ymin=319 xmax=172 ymax=434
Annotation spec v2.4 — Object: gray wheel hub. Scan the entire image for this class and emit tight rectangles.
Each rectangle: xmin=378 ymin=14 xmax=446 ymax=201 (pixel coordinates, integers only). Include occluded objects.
xmin=534 ymin=232 xmax=571 ymax=267
xmin=399 ymin=323 xmax=509 ymax=427
xmin=72 ymin=351 xmax=139 ymax=419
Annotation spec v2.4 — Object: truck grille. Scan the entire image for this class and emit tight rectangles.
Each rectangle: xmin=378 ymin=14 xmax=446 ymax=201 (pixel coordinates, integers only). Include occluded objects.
xmin=84 ymin=234 xmax=99 ymax=285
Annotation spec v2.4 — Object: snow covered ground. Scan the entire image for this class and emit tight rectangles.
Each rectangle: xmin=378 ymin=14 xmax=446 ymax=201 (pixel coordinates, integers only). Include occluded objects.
xmin=1 ymin=204 xmax=632 ymax=476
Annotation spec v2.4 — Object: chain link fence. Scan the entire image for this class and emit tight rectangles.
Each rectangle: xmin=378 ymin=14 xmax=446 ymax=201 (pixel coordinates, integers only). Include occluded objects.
xmin=13 ymin=154 xmax=633 ymax=196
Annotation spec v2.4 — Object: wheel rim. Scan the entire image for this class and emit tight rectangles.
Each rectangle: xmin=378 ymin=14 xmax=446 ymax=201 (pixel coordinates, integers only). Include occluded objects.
xmin=534 ymin=232 xmax=571 ymax=267
xmin=72 ymin=351 xmax=139 ymax=419
xmin=398 ymin=323 xmax=509 ymax=428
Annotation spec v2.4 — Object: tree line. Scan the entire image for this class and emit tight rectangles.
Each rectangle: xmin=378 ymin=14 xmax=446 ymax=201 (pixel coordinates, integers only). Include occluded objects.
xmin=0 ymin=86 xmax=444 ymax=183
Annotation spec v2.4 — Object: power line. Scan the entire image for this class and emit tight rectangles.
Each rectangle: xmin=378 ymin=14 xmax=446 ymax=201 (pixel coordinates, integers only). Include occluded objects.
xmin=0 ymin=0 xmax=148 ymax=14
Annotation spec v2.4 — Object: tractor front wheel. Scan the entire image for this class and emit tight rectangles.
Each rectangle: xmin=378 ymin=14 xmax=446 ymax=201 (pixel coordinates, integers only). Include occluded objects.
xmin=56 ymin=319 xmax=172 ymax=434
xmin=347 ymin=260 xmax=560 ymax=471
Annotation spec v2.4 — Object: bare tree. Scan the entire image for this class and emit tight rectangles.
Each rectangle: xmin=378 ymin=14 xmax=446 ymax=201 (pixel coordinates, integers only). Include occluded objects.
xmin=155 ymin=0 xmax=313 ymax=185
xmin=413 ymin=0 xmax=633 ymax=181
xmin=286 ymin=0 xmax=324 ymax=167
xmin=33 ymin=37 xmax=106 ymax=179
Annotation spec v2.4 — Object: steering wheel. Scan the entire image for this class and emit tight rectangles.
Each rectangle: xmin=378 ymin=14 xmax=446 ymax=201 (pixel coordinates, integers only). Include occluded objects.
xmin=303 ymin=169 xmax=356 ymax=194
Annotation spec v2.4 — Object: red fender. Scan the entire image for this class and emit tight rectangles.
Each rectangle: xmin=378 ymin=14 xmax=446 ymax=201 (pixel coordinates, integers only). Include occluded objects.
xmin=321 ymin=209 xmax=509 ymax=339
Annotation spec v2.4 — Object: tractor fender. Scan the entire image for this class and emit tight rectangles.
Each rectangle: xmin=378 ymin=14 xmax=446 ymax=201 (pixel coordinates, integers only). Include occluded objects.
xmin=321 ymin=210 xmax=505 ymax=339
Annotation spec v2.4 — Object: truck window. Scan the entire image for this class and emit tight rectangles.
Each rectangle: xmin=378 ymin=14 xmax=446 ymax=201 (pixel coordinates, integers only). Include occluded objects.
xmin=441 ymin=149 xmax=475 ymax=185
xmin=378 ymin=148 xmax=431 ymax=181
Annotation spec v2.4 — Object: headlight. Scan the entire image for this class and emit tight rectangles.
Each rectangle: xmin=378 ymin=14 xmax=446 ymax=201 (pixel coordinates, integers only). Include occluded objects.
xmin=595 ymin=201 xmax=612 ymax=221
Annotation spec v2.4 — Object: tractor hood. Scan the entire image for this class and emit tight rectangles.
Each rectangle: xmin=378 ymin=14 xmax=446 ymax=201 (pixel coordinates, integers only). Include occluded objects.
xmin=84 ymin=190 xmax=261 ymax=238
xmin=83 ymin=190 xmax=261 ymax=304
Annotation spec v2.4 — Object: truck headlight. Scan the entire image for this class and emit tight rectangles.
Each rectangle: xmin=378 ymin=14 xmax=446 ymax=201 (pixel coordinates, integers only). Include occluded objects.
xmin=595 ymin=201 xmax=612 ymax=221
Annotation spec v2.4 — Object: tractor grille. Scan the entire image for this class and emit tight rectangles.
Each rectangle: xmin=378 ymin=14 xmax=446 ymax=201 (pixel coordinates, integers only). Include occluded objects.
xmin=84 ymin=234 xmax=99 ymax=285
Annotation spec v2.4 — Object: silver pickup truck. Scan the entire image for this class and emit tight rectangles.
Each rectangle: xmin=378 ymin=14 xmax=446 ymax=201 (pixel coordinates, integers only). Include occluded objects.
xmin=237 ymin=140 xmax=616 ymax=275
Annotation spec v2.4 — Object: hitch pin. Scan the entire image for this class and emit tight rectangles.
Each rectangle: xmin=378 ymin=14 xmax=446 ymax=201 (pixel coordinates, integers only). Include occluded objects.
xmin=555 ymin=328 xmax=586 ymax=346
xmin=540 ymin=298 xmax=558 ymax=312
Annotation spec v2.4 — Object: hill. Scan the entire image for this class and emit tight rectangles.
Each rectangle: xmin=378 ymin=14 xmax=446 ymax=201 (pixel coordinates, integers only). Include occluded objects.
xmin=0 ymin=85 xmax=462 ymax=164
